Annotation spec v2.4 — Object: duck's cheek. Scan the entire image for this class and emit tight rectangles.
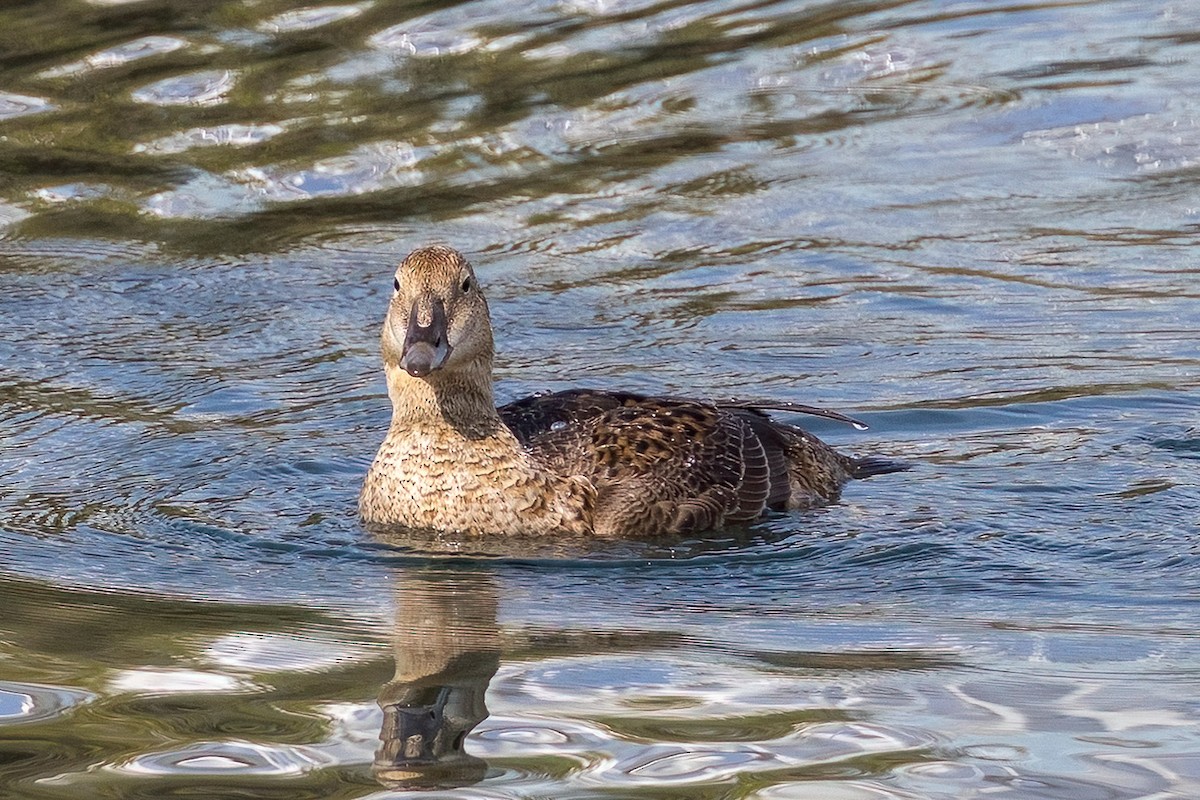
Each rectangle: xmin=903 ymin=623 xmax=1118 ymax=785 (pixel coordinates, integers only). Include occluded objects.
xmin=381 ymin=311 xmax=408 ymax=362
xmin=445 ymin=328 xmax=480 ymax=364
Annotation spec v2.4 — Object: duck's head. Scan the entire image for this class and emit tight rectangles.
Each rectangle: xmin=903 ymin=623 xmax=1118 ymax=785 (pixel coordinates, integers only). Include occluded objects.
xmin=382 ymin=246 xmax=493 ymax=379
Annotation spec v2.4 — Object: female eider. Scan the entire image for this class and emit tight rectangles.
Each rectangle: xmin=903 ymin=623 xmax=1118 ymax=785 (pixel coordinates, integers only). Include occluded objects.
xmin=359 ymin=245 xmax=906 ymax=536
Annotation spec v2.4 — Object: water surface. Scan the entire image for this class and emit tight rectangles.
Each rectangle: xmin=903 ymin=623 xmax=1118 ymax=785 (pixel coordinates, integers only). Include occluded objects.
xmin=2 ymin=0 xmax=1199 ymax=797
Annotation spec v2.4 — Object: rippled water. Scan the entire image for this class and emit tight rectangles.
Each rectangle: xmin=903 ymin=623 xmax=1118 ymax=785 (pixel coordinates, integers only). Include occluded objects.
xmin=2 ymin=0 xmax=1199 ymax=797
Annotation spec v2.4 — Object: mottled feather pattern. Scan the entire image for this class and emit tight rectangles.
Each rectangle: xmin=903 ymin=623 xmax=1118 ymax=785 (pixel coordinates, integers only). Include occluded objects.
xmin=498 ymin=389 xmax=864 ymax=535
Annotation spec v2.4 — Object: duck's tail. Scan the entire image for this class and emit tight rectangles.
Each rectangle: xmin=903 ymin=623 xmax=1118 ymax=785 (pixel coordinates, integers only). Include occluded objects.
xmin=848 ymin=455 xmax=913 ymax=479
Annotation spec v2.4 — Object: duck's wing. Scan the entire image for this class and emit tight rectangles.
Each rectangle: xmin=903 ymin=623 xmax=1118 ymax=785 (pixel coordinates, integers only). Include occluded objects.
xmin=500 ymin=390 xmax=874 ymax=536
xmin=500 ymin=393 xmax=772 ymax=535
xmin=707 ymin=398 xmax=869 ymax=431
xmin=498 ymin=388 xmax=648 ymax=443
xmin=501 ymin=389 xmax=868 ymax=435
xmin=575 ymin=399 xmax=787 ymax=537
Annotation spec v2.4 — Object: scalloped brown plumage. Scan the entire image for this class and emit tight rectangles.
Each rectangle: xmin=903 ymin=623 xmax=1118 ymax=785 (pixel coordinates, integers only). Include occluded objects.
xmin=359 ymin=246 xmax=907 ymax=537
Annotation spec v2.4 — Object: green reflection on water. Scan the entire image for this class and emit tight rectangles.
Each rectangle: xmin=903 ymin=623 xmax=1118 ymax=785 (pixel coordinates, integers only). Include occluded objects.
xmin=0 ymin=573 xmax=390 ymax=798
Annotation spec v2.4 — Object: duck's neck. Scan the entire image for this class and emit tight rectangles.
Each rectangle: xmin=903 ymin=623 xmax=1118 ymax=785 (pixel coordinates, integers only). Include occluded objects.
xmin=384 ymin=360 xmax=502 ymax=439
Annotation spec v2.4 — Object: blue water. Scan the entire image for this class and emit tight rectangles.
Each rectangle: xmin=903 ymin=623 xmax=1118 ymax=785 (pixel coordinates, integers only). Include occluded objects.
xmin=2 ymin=0 xmax=1200 ymax=797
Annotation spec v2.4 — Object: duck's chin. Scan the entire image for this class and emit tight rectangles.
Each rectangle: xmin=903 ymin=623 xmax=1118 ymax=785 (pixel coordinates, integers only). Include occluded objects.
xmin=436 ymin=350 xmax=493 ymax=379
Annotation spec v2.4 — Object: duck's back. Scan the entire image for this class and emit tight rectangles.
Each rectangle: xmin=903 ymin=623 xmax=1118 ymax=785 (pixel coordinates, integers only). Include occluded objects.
xmin=498 ymin=389 xmax=888 ymax=537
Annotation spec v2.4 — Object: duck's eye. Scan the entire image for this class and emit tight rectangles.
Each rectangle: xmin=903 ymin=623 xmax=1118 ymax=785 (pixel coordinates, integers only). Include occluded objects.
xmin=393 ymin=277 xmax=400 ymax=292
xmin=461 ymin=276 xmax=472 ymax=293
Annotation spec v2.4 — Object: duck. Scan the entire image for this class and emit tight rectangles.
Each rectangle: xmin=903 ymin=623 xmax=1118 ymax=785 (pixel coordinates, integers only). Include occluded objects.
xmin=359 ymin=245 xmax=907 ymax=537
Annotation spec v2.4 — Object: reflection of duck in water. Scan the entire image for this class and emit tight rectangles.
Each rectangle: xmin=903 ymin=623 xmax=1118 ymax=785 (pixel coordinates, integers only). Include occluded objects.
xmin=375 ymin=569 xmax=499 ymax=789
xmin=360 ymin=246 xmax=907 ymax=537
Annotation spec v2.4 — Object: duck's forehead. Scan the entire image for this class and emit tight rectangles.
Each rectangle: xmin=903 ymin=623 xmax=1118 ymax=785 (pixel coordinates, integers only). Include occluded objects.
xmin=399 ymin=245 xmax=467 ymax=282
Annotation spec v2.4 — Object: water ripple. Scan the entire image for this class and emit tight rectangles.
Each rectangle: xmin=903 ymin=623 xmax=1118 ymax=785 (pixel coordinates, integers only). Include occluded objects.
xmin=1023 ymin=113 xmax=1200 ymax=173
xmin=0 ymin=92 xmax=54 ymax=120
xmin=232 ymin=141 xmax=423 ymax=201
xmin=615 ymin=745 xmax=776 ymax=782
xmin=131 ymin=70 xmax=238 ymax=107
xmin=111 ymin=740 xmax=331 ymax=776
xmin=3 ymin=0 xmax=1200 ymax=798
xmin=38 ymin=36 xmax=189 ymax=79
xmin=259 ymin=3 xmax=374 ymax=34
xmin=0 ymin=681 xmax=93 ymax=725
xmin=133 ymin=123 xmax=286 ymax=155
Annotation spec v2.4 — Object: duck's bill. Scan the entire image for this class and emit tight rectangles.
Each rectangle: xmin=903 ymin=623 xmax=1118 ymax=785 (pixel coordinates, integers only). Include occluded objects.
xmin=402 ymin=298 xmax=452 ymax=377
xmin=402 ymin=340 xmax=451 ymax=377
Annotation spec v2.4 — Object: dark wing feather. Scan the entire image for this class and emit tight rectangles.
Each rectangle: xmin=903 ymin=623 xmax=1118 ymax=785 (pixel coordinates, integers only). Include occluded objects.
xmin=500 ymin=388 xmax=869 ymax=436
xmin=726 ymin=408 xmax=792 ymax=508
xmin=499 ymin=389 xmax=647 ymax=443
xmin=708 ymin=397 xmax=869 ymax=430
xmin=497 ymin=388 xmax=885 ymax=534
xmin=501 ymin=391 xmax=770 ymax=536
xmin=578 ymin=399 xmax=773 ymax=536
